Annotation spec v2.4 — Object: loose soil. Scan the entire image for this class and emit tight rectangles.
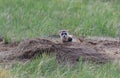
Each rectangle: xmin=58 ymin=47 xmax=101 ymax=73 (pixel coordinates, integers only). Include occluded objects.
xmin=0 ymin=37 xmax=119 ymax=66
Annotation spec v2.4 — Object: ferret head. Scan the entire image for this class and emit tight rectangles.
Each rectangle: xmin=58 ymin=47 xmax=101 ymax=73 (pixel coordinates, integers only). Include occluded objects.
xmin=59 ymin=30 xmax=69 ymax=39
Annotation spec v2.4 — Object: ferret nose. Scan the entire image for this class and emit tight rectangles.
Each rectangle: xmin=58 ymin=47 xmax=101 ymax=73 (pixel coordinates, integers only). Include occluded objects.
xmin=63 ymin=35 xmax=66 ymax=37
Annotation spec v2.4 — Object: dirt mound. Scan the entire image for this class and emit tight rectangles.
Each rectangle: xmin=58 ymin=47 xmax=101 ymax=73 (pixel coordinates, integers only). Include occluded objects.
xmin=15 ymin=38 xmax=57 ymax=59
xmin=0 ymin=37 xmax=119 ymax=65
xmin=56 ymin=44 xmax=110 ymax=65
xmin=0 ymin=42 xmax=18 ymax=52
xmin=79 ymin=37 xmax=120 ymax=59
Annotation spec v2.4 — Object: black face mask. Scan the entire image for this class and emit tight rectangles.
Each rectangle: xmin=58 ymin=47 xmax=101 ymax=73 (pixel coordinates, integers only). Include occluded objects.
xmin=61 ymin=33 xmax=67 ymax=36
xmin=61 ymin=31 xmax=68 ymax=35
xmin=61 ymin=32 xmax=67 ymax=38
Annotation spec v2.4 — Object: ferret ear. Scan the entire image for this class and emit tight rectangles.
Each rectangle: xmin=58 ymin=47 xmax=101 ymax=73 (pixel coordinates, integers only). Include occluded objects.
xmin=62 ymin=30 xmax=69 ymax=32
xmin=59 ymin=30 xmax=62 ymax=33
xmin=59 ymin=29 xmax=69 ymax=33
xmin=59 ymin=30 xmax=62 ymax=35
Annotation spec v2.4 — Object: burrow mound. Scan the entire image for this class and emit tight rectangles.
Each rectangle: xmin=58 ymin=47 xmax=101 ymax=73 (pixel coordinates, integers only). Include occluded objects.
xmin=0 ymin=37 xmax=119 ymax=65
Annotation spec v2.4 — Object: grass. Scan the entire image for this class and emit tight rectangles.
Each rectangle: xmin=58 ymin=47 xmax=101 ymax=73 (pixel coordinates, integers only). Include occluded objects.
xmin=0 ymin=0 xmax=120 ymax=41
xmin=0 ymin=55 xmax=120 ymax=78
xmin=0 ymin=0 xmax=120 ymax=78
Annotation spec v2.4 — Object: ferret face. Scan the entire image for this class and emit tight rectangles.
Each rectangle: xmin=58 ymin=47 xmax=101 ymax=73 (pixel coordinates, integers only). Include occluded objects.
xmin=59 ymin=30 xmax=69 ymax=38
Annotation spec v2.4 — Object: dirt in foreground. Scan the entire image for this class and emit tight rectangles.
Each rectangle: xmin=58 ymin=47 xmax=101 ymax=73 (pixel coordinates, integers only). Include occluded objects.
xmin=0 ymin=37 xmax=120 ymax=67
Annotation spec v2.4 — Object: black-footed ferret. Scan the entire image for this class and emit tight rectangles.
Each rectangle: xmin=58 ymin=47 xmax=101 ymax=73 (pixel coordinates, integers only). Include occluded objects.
xmin=59 ymin=30 xmax=73 ymax=43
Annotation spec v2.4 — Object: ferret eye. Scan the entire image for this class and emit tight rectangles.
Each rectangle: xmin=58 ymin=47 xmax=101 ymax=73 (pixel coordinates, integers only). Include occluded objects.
xmin=61 ymin=33 xmax=64 ymax=35
xmin=64 ymin=33 xmax=67 ymax=35
xmin=61 ymin=32 xmax=67 ymax=35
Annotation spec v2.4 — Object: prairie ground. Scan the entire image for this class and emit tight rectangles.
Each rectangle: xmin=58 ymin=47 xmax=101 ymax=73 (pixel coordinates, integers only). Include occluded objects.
xmin=0 ymin=0 xmax=120 ymax=78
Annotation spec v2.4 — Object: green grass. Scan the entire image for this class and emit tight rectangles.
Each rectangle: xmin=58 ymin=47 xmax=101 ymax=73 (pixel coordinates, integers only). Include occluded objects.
xmin=0 ymin=55 xmax=120 ymax=78
xmin=0 ymin=0 xmax=120 ymax=41
xmin=0 ymin=0 xmax=120 ymax=78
